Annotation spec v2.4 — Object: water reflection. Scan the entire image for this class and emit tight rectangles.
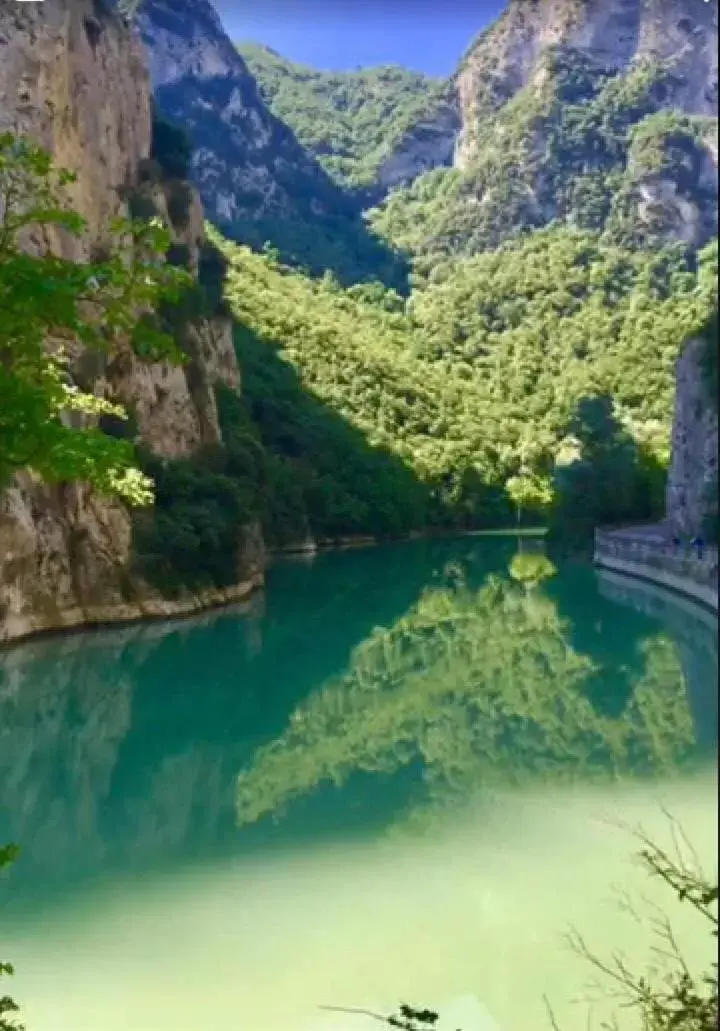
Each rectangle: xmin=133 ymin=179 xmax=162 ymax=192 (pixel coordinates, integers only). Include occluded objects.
xmin=234 ymin=553 xmax=702 ymax=838
xmin=0 ymin=539 xmax=715 ymax=895
xmin=0 ymin=539 xmax=716 ymax=1031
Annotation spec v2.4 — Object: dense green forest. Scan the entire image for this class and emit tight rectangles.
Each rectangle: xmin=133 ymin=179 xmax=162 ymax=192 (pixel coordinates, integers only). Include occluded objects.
xmin=133 ymin=220 xmax=715 ymax=589
xmin=237 ymin=42 xmax=451 ymax=196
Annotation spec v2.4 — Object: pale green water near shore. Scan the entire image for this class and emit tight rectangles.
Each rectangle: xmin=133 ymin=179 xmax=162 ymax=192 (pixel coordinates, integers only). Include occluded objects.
xmin=0 ymin=537 xmax=717 ymax=1031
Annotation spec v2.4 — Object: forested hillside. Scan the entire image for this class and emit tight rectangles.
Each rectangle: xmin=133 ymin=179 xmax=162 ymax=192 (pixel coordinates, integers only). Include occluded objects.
xmin=371 ymin=51 xmax=718 ymax=272
xmin=237 ymin=42 xmax=457 ymax=198
xmin=132 ymin=219 xmax=715 ymax=589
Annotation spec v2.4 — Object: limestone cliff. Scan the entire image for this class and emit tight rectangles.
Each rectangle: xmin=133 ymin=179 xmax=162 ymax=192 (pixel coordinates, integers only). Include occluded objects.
xmin=372 ymin=0 xmax=718 ymax=259
xmin=134 ymin=0 xmax=400 ymax=283
xmin=456 ymin=0 xmax=717 ymax=162
xmin=454 ymin=0 xmax=718 ymax=244
xmin=0 ymin=0 xmax=264 ymax=647
xmin=666 ymin=333 xmax=718 ymax=539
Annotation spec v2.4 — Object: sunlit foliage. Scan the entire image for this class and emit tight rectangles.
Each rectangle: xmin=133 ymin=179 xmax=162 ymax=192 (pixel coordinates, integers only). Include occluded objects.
xmin=238 ymin=43 xmax=451 ymax=194
xmin=0 ymin=134 xmax=188 ymax=505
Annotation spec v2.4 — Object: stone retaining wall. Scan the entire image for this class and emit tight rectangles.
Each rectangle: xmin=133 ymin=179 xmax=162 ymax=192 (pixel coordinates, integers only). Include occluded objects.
xmin=594 ymin=529 xmax=718 ymax=613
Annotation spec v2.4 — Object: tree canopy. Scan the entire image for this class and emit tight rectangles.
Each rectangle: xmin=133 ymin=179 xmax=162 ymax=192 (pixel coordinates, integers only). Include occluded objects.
xmin=237 ymin=42 xmax=451 ymax=195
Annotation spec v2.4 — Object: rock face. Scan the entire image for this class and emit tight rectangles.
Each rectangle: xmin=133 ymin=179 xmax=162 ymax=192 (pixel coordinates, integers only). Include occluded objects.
xmin=370 ymin=0 xmax=718 ymax=259
xmin=0 ymin=0 xmax=264 ymax=647
xmin=136 ymin=0 xmax=323 ymax=229
xmin=0 ymin=0 xmax=150 ymax=262
xmin=374 ymin=103 xmax=461 ymax=195
xmin=134 ymin=0 xmax=395 ymax=281
xmin=666 ymin=335 xmax=718 ymax=539
xmin=455 ymin=0 xmax=718 ymax=167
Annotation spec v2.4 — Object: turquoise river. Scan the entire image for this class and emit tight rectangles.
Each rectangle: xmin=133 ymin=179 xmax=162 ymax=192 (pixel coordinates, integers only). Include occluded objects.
xmin=0 ymin=536 xmax=717 ymax=1031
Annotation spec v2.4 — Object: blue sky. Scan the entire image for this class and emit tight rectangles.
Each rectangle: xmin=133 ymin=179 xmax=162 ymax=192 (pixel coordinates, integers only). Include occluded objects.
xmin=213 ymin=0 xmax=507 ymax=77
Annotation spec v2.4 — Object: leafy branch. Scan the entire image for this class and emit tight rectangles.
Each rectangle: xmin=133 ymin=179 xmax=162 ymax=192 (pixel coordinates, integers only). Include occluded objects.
xmin=0 ymin=132 xmax=190 ymax=504
xmin=0 ymin=846 xmax=23 ymax=1031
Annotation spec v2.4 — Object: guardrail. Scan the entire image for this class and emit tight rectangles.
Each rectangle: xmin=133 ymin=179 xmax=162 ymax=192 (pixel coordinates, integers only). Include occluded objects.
xmin=594 ymin=529 xmax=719 ymax=595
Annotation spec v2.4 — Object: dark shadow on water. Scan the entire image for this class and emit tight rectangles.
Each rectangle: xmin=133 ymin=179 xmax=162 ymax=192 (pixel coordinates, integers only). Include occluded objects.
xmin=545 ymin=562 xmax=664 ymax=719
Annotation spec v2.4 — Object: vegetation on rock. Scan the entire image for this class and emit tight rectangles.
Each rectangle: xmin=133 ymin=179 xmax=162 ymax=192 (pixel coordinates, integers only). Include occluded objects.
xmin=0 ymin=134 xmax=188 ymax=505
xmin=238 ymin=42 xmax=451 ymax=195
xmin=7 ymin=82 xmax=714 ymax=592
xmin=370 ymin=51 xmax=716 ymax=270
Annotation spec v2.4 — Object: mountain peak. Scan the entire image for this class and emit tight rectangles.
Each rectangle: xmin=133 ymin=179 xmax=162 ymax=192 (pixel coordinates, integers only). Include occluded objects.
xmin=457 ymin=0 xmax=717 ymax=120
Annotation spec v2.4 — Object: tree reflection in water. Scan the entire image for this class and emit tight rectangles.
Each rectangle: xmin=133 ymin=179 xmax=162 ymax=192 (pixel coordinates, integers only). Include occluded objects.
xmin=236 ymin=552 xmax=696 ymax=835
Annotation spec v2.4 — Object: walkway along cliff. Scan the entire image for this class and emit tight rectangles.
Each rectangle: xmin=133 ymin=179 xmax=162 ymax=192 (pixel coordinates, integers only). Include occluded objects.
xmin=0 ymin=0 xmax=265 ymax=646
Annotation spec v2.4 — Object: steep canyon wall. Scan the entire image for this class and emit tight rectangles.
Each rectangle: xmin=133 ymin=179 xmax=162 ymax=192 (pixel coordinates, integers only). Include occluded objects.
xmin=0 ymin=0 xmax=264 ymax=646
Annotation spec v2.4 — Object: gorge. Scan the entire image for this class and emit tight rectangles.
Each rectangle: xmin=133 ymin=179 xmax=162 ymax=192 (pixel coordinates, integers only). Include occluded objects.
xmin=0 ymin=0 xmax=717 ymax=644
xmin=0 ymin=2 xmax=718 ymax=1027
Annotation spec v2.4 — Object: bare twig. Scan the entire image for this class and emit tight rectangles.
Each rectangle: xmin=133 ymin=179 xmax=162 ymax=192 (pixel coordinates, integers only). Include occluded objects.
xmin=318 ymin=1004 xmax=390 ymax=1025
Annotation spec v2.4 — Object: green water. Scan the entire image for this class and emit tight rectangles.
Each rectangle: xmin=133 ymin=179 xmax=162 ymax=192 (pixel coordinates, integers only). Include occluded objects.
xmin=0 ymin=537 xmax=717 ymax=1031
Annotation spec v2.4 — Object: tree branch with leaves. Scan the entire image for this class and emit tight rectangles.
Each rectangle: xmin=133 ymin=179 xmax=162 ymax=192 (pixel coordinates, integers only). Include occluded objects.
xmin=0 ymin=845 xmax=23 ymax=1031
xmin=0 ymin=132 xmax=190 ymax=505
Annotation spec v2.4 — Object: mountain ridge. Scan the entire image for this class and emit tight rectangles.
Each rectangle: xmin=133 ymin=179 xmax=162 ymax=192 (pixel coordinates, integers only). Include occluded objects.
xmin=237 ymin=40 xmax=460 ymax=201
xmin=134 ymin=0 xmax=406 ymax=285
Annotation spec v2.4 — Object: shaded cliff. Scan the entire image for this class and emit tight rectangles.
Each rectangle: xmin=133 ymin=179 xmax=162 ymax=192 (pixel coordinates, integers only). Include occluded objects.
xmin=666 ymin=325 xmax=719 ymax=540
xmin=134 ymin=0 xmax=406 ymax=285
xmin=0 ymin=0 xmax=264 ymax=646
